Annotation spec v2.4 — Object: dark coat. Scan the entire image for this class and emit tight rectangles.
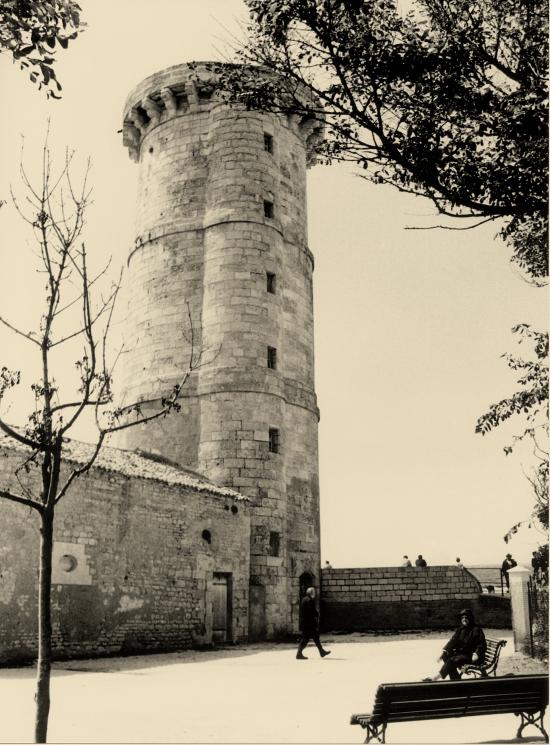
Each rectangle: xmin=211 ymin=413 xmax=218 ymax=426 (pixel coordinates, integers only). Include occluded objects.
xmin=444 ymin=623 xmax=486 ymax=661
xmin=501 ymin=557 xmax=517 ymax=574
xmin=300 ymin=595 xmax=319 ymax=634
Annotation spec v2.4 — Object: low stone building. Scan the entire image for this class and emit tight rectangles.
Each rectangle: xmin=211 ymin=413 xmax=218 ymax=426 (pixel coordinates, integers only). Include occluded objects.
xmin=0 ymin=435 xmax=250 ymax=664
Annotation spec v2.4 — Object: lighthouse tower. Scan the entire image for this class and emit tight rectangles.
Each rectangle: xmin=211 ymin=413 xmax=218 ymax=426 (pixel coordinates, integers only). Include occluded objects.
xmin=119 ymin=62 xmax=324 ymax=639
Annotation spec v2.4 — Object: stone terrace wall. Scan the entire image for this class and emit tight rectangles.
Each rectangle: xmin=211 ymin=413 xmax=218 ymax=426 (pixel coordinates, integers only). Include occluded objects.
xmin=321 ymin=567 xmax=511 ymax=631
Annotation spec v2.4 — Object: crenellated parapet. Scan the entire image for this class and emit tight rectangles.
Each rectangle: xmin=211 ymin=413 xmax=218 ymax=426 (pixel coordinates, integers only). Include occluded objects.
xmin=122 ymin=62 xmax=324 ymax=164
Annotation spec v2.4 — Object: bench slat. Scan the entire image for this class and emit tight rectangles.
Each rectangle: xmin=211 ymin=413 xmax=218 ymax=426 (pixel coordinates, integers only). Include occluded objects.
xmin=384 ymin=705 xmax=544 ymax=722
xmin=386 ymin=697 xmax=467 ymax=710
xmin=384 ymin=708 xmax=474 ymax=721
xmin=470 ymin=693 xmax=544 ymax=704
xmin=466 ymin=704 xmax=543 ymax=715
xmin=385 ymin=694 xmax=542 ymax=713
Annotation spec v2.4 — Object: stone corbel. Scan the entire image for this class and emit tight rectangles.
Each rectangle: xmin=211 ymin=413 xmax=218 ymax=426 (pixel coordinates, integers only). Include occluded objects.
xmin=122 ymin=121 xmax=141 ymax=162
xmin=142 ymin=95 xmax=162 ymax=126
xmin=129 ymin=107 xmax=149 ymax=134
xmin=306 ymin=126 xmax=324 ymax=166
xmin=160 ymin=87 xmax=178 ymax=115
xmin=300 ymin=116 xmax=318 ymax=138
xmin=287 ymin=113 xmax=301 ymax=131
xmin=185 ymin=80 xmax=199 ymax=110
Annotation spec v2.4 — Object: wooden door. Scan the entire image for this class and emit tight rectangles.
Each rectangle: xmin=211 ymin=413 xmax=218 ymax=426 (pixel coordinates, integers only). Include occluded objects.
xmin=212 ymin=574 xmax=228 ymax=642
xmin=248 ymin=583 xmax=266 ymax=641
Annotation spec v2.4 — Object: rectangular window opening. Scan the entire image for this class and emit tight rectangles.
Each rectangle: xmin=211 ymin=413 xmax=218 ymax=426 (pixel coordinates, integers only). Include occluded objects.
xmin=264 ymin=133 xmax=273 ymax=153
xmin=269 ymin=531 xmax=280 ymax=557
xmin=268 ymin=427 xmax=279 ymax=454
xmin=263 ymin=200 xmax=274 ymax=219
xmin=267 ymin=346 xmax=277 ymax=370
xmin=266 ymin=272 xmax=276 ymax=294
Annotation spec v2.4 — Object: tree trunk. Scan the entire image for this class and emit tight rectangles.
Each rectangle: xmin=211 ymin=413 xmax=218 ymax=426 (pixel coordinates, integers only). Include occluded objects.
xmin=35 ymin=508 xmax=54 ymax=743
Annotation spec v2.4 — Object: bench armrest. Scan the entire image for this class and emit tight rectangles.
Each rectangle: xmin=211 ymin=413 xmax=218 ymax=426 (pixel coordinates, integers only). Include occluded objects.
xmin=350 ymin=713 xmax=372 ymax=726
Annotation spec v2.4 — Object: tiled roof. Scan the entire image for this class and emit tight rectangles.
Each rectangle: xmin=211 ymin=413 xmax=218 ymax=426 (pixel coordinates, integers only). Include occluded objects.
xmin=0 ymin=429 xmax=248 ymax=501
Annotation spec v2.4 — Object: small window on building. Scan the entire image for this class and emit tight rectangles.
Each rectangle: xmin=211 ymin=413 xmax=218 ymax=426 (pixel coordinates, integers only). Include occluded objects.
xmin=266 ymin=272 xmax=276 ymax=294
xmin=59 ymin=554 xmax=77 ymax=573
xmin=269 ymin=531 xmax=280 ymax=557
xmin=201 ymin=529 xmax=212 ymax=544
xmin=264 ymin=133 xmax=273 ymax=153
xmin=268 ymin=427 xmax=279 ymax=453
xmin=263 ymin=200 xmax=274 ymax=219
xmin=267 ymin=346 xmax=277 ymax=370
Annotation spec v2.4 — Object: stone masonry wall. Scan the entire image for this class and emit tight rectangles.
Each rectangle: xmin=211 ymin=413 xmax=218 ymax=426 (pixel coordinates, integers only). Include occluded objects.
xmin=321 ymin=567 xmax=511 ymax=631
xmin=0 ymin=447 xmax=250 ymax=664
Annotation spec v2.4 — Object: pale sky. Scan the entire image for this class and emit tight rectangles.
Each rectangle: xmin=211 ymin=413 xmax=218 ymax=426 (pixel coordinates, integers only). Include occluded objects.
xmin=0 ymin=0 xmax=547 ymax=568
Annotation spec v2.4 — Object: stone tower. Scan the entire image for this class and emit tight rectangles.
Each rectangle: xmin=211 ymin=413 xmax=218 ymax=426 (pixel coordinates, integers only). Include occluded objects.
xmin=119 ymin=62 xmax=324 ymax=639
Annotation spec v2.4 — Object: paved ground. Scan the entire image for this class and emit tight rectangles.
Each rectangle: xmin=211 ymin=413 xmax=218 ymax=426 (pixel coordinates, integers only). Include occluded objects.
xmin=1 ymin=629 xmax=547 ymax=744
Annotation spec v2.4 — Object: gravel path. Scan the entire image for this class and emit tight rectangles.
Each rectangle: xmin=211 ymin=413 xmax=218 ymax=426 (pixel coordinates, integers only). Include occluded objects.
xmin=498 ymin=651 xmax=548 ymax=676
xmin=1 ymin=629 xmax=547 ymax=743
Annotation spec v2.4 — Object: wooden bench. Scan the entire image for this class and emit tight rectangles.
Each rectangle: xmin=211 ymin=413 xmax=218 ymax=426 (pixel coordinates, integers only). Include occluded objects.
xmin=460 ymin=637 xmax=507 ymax=678
xmin=350 ymin=674 xmax=548 ymax=743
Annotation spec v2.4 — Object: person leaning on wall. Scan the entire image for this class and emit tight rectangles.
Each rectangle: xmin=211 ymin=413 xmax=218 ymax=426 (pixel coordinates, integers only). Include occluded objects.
xmin=501 ymin=553 xmax=517 ymax=591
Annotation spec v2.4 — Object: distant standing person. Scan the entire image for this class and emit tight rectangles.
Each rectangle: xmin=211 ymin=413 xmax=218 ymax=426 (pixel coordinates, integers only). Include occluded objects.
xmin=415 ymin=555 xmax=427 ymax=567
xmin=531 ymin=551 xmax=541 ymax=582
xmin=324 ymin=560 xmax=332 ymax=569
xmin=501 ymin=553 xmax=517 ymax=590
xmin=402 ymin=555 xmax=412 ymax=567
xmin=296 ymin=587 xmax=331 ymax=660
xmin=455 ymin=558 xmax=464 ymax=568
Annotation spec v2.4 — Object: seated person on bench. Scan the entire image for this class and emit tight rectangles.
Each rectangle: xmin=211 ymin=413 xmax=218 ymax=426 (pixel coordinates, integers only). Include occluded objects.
xmin=424 ymin=608 xmax=487 ymax=681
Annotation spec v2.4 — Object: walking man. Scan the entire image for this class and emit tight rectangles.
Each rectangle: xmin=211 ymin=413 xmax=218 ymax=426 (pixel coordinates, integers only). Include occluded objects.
xmin=296 ymin=587 xmax=331 ymax=660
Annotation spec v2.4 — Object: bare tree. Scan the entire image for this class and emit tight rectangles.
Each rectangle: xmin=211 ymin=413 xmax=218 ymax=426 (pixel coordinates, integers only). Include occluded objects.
xmin=0 ymin=136 xmax=204 ymax=743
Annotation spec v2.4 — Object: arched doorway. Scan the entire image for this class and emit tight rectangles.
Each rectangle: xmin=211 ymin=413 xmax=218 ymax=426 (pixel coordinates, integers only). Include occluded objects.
xmin=299 ymin=571 xmax=315 ymax=599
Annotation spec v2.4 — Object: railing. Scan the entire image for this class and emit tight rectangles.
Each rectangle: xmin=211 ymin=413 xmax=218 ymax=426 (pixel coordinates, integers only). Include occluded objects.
xmin=465 ymin=565 xmax=505 ymax=595
xmin=527 ymin=576 xmax=549 ymax=659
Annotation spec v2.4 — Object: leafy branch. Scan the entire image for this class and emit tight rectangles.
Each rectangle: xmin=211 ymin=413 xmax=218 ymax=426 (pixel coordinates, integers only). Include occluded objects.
xmin=0 ymin=0 xmax=84 ymax=98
